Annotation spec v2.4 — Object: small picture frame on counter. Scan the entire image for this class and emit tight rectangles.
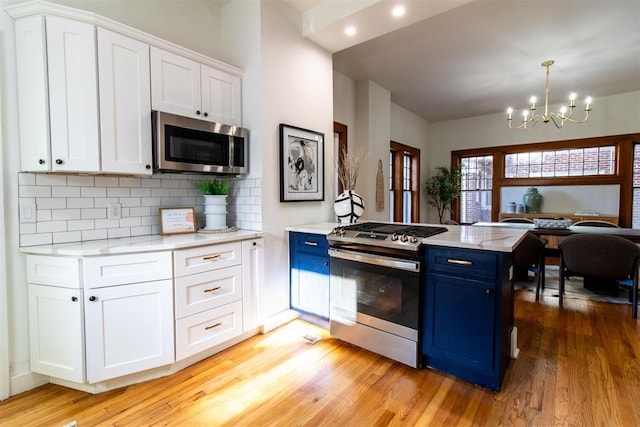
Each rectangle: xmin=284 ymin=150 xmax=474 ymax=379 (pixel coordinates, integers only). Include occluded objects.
xmin=159 ymin=207 xmax=196 ymax=235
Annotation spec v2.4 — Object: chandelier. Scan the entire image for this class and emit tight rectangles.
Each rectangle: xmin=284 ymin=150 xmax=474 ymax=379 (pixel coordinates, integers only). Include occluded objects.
xmin=507 ymin=60 xmax=592 ymax=129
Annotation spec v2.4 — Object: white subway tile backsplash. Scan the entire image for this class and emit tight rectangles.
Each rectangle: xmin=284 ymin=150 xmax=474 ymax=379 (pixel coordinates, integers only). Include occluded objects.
xmin=67 ymin=176 xmax=95 ymax=186
xmin=21 ymin=233 xmax=52 ymax=246
xmin=37 ymin=221 xmax=67 ymax=233
xmin=95 ymin=176 xmax=119 ymax=187
xmin=35 ymin=174 xmax=67 ymax=186
xmin=81 ymin=187 xmax=107 ymax=198
xmin=52 ymin=186 xmax=81 ymax=198
xmin=19 ymin=173 xmax=262 ymax=246
xmin=52 ymin=209 xmax=81 ymax=221
xmin=67 ymin=198 xmax=94 ymax=208
xmin=37 ymin=198 xmax=66 ymax=209
xmin=82 ymin=229 xmax=107 ymax=241
xmin=53 ymin=231 xmax=82 ymax=244
xmin=37 ymin=210 xmax=52 ymax=222
xmin=130 ymin=188 xmax=152 ymax=197
xmin=68 ymin=219 xmax=95 ymax=231
xmin=18 ymin=173 xmax=36 ymax=185
xmin=119 ymin=177 xmax=141 ymax=187
xmin=20 ymin=186 xmax=51 ymax=198
xmin=107 ymin=187 xmax=130 ymax=197
xmin=108 ymin=228 xmax=131 ymax=239
xmin=81 ymin=208 xmax=107 ymax=220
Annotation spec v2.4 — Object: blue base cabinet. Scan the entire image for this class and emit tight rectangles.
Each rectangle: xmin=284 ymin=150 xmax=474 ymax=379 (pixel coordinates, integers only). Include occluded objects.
xmin=422 ymin=246 xmax=513 ymax=391
xmin=289 ymin=232 xmax=330 ymax=319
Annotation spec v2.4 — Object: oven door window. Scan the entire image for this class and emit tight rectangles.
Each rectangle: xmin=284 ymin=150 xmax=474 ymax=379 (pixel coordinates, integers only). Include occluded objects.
xmin=331 ymin=257 xmax=419 ymax=330
xmin=165 ymin=125 xmax=229 ymax=166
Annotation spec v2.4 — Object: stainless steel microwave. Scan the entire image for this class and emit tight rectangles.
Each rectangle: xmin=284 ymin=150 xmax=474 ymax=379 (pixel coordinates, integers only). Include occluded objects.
xmin=152 ymin=111 xmax=249 ymax=174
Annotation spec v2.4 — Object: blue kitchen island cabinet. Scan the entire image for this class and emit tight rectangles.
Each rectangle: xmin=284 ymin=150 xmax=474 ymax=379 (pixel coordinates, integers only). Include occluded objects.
xmin=422 ymin=245 xmax=514 ymax=391
xmin=289 ymin=232 xmax=330 ymax=320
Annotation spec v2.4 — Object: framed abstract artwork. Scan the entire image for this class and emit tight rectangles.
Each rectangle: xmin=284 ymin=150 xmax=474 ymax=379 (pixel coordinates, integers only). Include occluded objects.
xmin=279 ymin=124 xmax=324 ymax=202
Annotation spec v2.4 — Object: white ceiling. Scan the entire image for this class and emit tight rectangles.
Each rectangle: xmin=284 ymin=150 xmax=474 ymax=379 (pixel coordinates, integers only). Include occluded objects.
xmin=290 ymin=0 xmax=640 ymax=123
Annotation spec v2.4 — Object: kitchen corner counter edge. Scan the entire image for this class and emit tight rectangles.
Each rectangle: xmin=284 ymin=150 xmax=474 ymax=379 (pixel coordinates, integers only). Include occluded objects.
xmin=286 ymin=222 xmax=527 ymax=253
xmin=19 ymin=230 xmax=264 ymax=256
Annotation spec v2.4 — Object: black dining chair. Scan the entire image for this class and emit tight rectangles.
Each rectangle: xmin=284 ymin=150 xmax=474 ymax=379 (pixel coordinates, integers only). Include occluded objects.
xmin=558 ymin=234 xmax=639 ymax=318
xmin=501 ymin=218 xmax=535 ymax=223
xmin=513 ymin=233 xmax=548 ymax=300
xmin=572 ymin=220 xmax=620 ymax=228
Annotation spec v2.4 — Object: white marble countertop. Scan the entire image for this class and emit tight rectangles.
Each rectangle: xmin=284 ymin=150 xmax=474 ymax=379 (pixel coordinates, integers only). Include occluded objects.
xmin=286 ymin=222 xmax=527 ymax=252
xmin=19 ymin=230 xmax=263 ymax=256
xmin=285 ymin=222 xmax=339 ymax=235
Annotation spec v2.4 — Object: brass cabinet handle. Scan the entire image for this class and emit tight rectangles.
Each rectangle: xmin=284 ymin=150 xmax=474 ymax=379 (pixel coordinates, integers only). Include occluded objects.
xmin=447 ymin=258 xmax=473 ymax=266
xmin=304 ymin=241 xmax=319 ymax=247
xmin=203 ymin=286 xmax=222 ymax=293
xmin=204 ymin=322 xmax=222 ymax=330
xmin=202 ymin=254 xmax=221 ymax=261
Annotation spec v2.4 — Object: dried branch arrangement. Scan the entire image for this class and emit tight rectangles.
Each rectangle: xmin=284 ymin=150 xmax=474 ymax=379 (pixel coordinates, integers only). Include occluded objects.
xmin=337 ymin=145 xmax=368 ymax=191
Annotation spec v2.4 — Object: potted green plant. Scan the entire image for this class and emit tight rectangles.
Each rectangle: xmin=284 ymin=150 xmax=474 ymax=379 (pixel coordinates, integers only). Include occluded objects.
xmin=194 ymin=178 xmax=231 ymax=229
xmin=424 ymin=165 xmax=463 ymax=224
xmin=194 ymin=178 xmax=230 ymax=196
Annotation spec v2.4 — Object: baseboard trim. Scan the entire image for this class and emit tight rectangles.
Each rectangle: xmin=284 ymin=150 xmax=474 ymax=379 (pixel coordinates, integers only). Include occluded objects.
xmin=10 ymin=371 xmax=48 ymax=397
xmin=261 ymin=309 xmax=300 ymax=334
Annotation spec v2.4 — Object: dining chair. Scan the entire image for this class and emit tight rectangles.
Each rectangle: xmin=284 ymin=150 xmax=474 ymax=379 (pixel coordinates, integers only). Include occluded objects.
xmin=501 ymin=218 xmax=535 ymax=223
xmin=558 ymin=234 xmax=639 ymax=318
xmin=513 ymin=233 xmax=548 ymax=300
xmin=572 ymin=220 xmax=620 ymax=228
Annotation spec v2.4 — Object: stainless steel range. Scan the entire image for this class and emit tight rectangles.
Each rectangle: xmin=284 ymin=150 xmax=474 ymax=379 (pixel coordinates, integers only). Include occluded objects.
xmin=327 ymin=222 xmax=448 ymax=367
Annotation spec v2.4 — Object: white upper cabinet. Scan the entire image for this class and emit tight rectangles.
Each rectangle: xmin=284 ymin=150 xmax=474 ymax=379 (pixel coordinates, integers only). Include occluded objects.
xmin=16 ymin=15 xmax=100 ymax=172
xmin=9 ymin=2 xmax=243 ymax=174
xmin=97 ymin=28 xmax=153 ymax=175
xmin=151 ymin=47 xmax=242 ymax=126
xmin=201 ymin=65 xmax=242 ymax=127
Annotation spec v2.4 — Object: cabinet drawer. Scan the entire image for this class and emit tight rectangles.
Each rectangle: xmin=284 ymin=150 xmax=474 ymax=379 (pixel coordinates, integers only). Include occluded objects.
xmin=83 ymin=252 xmax=172 ymax=288
xmin=175 ymin=265 xmax=242 ymax=319
xmin=290 ymin=232 xmax=329 ymax=256
xmin=175 ymin=300 xmax=243 ymax=361
xmin=26 ymin=255 xmax=81 ymax=288
xmin=174 ymin=242 xmax=241 ymax=278
xmin=426 ymin=247 xmax=497 ymax=281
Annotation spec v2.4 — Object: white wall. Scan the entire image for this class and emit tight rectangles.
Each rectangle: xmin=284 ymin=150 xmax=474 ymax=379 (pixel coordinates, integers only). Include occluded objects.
xmin=500 ymin=185 xmax=620 ymax=215
xmin=333 ymin=73 xmax=432 ymax=223
xmin=258 ymin=0 xmax=334 ymax=318
xmin=36 ymin=0 xmax=222 ymax=58
xmin=390 ymin=103 xmax=431 ymax=223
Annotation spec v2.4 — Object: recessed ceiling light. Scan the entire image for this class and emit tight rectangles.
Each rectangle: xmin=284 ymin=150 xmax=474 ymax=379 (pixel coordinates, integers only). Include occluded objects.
xmin=392 ymin=5 xmax=405 ymax=17
xmin=344 ymin=26 xmax=357 ymax=36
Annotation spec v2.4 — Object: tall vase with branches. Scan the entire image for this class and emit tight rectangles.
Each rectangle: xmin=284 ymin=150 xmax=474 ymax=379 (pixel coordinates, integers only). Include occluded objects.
xmin=334 ymin=146 xmax=367 ymax=223
xmin=424 ymin=165 xmax=463 ymax=224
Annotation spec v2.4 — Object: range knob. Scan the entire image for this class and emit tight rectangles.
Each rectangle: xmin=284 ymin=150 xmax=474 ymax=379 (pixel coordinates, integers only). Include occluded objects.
xmin=332 ymin=227 xmax=345 ymax=236
xmin=400 ymin=234 xmax=409 ymax=242
xmin=410 ymin=235 xmax=419 ymax=243
xmin=391 ymin=233 xmax=399 ymax=241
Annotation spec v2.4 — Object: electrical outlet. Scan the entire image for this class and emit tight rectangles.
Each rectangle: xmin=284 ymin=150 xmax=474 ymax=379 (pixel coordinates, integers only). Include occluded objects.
xmin=108 ymin=202 xmax=121 ymax=220
xmin=19 ymin=199 xmax=37 ymax=223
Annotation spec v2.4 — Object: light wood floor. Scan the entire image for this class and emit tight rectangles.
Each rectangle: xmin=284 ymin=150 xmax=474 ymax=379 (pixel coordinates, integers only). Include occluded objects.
xmin=1 ymin=289 xmax=639 ymax=426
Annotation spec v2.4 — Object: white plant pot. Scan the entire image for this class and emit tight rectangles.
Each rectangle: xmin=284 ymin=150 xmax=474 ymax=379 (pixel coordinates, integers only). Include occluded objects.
xmin=203 ymin=194 xmax=228 ymax=229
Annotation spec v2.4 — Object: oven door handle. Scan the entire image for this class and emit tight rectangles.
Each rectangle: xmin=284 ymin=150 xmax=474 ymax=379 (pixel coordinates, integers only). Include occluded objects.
xmin=328 ymin=248 xmax=420 ymax=272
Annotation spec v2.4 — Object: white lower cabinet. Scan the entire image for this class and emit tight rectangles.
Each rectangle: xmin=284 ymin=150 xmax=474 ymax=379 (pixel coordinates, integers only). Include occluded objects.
xmin=173 ymin=244 xmax=244 ymax=361
xmin=175 ymin=300 xmax=243 ymax=361
xmin=85 ymin=279 xmax=174 ymax=383
xmin=25 ymin=237 xmax=263 ymax=388
xmin=26 ymin=252 xmax=174 ymax=384
xmin=28 ymin=284 xmax=85 ymax=383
